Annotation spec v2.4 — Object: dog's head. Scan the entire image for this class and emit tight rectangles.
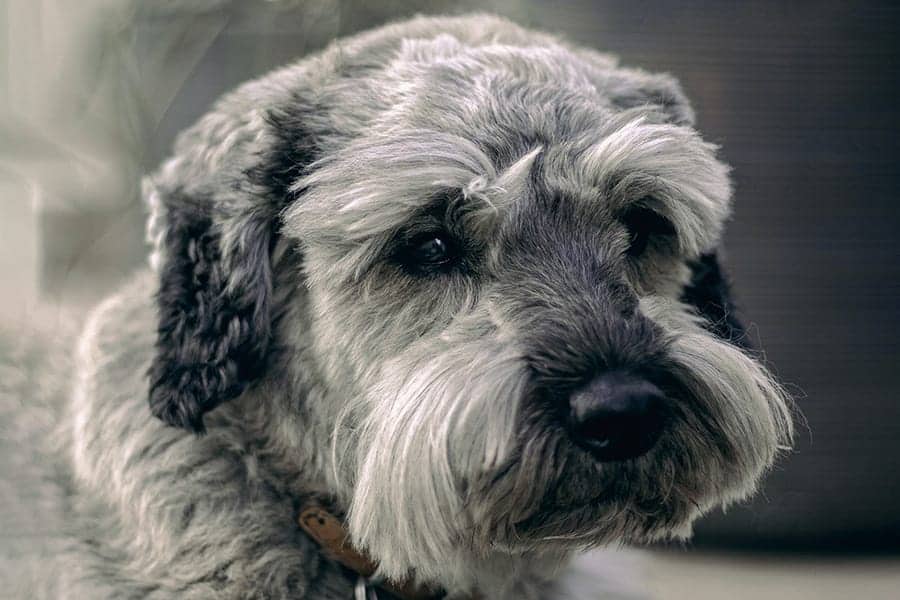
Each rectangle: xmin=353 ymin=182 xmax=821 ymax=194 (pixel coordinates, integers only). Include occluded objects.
xmin=145 ymin=14 xmax=791 ymax=590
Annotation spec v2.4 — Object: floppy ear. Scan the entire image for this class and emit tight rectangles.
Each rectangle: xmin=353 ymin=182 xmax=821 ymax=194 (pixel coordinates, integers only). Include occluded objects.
xmin=607 ymin=69 xmax=695 ymax=125
xmin=147 ymin=195 xmax=277 ymax=433
xmin=145 ymin=98 xmax=316 ymax=432
xmin=681 ymin=252 xmax=751 ymax=349
xmin=580 ymin=54 xmax=696 ymax=125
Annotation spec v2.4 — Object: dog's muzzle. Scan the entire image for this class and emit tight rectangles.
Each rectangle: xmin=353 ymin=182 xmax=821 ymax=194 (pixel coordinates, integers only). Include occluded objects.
xmin=567 ymin=371 xmax=670 ymax=461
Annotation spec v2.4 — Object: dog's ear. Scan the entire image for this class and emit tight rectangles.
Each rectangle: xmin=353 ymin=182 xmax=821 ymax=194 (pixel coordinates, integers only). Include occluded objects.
xmin=681 ymin=252 xmax=752 ymax=349
xmin=608 ymin=68 xmax=695 ymax=125
xmin=145 ymin=101 xmax=315 ymax=432
xmin=581 ymin=56 xmax=696 ymax=126
xmin=147 ymin=196 xmax=277 ymax=433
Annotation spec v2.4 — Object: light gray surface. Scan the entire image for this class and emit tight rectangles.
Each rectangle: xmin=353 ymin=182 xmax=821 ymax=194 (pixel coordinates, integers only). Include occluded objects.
xmin=645 ymin=550 xmax=900 ymax=600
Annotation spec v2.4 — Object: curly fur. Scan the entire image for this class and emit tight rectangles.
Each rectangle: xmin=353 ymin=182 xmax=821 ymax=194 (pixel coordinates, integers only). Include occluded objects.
xmin=2 ymin=14 xmax=792 ymax=599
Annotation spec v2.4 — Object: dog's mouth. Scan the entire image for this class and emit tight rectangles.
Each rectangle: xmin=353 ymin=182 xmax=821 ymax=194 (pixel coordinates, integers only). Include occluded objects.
xmin=466 ymin=408 xmax=724 ymax=552
xmin=508 ymin=488 xmax=701 ymax=548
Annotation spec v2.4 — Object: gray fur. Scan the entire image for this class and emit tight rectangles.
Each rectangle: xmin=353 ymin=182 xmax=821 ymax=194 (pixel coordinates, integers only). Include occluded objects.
xmin=2 ymin=14 xmax=792 ymax=599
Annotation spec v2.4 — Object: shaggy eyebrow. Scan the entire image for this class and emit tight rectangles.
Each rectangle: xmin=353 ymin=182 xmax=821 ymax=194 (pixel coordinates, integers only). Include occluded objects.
xmin=285 ymin=137 xmax=546 ymax=258
xmin=378 ymin=144 xmax=544 ymax=240
xmin=483 ymin=145 xmax=543 ymax=210
xmin=423 ymin=145 xmax=543 ymax=242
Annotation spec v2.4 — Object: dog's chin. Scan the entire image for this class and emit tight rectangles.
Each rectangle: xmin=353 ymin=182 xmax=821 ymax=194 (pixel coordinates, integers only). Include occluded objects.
xmin=470 ymin=430 xmax=744 ymax=555
xmin=501 ymin=489 xmax=701 ymax=553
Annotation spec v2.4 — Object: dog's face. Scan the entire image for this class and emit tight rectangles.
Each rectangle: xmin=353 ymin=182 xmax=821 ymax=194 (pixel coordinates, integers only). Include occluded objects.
xmin=145 ymin=19 xmax=791 ymax=589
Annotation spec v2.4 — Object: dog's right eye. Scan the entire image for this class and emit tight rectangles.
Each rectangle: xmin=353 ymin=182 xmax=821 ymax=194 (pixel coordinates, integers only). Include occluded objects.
xmin=398 ymin=231 xmax=459 ymax=275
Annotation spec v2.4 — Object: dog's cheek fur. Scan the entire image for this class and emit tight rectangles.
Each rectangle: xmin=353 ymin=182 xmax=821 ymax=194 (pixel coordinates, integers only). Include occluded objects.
xmin=641 ymin=297 xmax=793 ymax=496
xmin=338 ymin=311 xmax=532 ymax=590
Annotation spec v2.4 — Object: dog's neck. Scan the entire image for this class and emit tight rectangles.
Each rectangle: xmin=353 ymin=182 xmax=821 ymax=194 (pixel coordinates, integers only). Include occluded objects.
xmin=298 ymin=501 xmax=463 ymax=600
xmin=293 ymin=497 xmax=566 ymax=600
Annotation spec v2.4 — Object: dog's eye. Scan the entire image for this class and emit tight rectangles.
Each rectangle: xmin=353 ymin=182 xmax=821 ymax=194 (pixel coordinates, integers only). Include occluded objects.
xmin=620 ymin=207 xmax=676 ymax=257
xmin=400 ymin=232 xmax=458 ymax=274
xmin=415 ymin=236 xmax=451 ymax=264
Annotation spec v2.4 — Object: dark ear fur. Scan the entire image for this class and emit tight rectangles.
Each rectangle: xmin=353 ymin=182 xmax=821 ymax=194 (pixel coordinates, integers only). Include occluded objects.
xmin=681 ymin=252 xmax=752 ymax=349
xmin=147 ymin=98 xmax=316 ymax=432
xmin=148 ymin=197 xmax=277 ymax=432
xmin=607 ymin=69 xmax=696 ymax=126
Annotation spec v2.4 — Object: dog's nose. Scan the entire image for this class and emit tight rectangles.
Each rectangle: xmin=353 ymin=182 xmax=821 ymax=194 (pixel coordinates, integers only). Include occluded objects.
xmin=567 ymin=372 xmax=669 ymax=461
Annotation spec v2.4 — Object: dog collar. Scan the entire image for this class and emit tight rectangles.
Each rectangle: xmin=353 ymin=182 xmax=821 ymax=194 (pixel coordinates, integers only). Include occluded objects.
xmin=298 ymin=501 xmax=474 ymax=600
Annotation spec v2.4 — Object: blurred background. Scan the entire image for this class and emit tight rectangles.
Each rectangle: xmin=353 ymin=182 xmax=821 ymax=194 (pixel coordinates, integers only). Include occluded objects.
xmin=2 ymin=1 xmax=899 ymax=598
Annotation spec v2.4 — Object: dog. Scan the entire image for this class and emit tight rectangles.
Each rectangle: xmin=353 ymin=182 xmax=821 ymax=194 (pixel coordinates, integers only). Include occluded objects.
xmin=2 ymin=13 xmax=792 ymax=599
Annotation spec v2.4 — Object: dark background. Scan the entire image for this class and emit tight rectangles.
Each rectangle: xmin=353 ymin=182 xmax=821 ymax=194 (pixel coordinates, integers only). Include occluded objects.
xmin=4 ymin=0 xmax=899 ymax=552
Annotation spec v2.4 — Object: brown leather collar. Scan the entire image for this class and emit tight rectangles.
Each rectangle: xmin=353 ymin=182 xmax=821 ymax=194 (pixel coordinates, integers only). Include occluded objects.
xmin=298 ymin=501 xmax=457 ymax=600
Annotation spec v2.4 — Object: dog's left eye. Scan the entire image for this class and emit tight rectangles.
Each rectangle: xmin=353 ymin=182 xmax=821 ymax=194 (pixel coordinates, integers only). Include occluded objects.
xmin=400 ymin=232 xmax=458 ymax=274
xmin=620 ymin=207 xmax=676 ymax=257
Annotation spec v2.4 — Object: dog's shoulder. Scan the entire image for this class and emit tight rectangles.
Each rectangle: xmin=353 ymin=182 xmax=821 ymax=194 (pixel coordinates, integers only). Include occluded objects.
xmin=64 ymin=270 xmax=161 ymax=494
xmin=79 ymin=269 xmax=159 ymax=373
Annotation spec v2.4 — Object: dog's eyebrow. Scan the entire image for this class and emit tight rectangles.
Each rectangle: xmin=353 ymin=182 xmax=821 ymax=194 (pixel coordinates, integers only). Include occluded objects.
xmin=490 ymin=146 xmax=543 ymax=206
xmin=565 ymin=115 xmax=731 ymax=256
xmin=463 ymin=146 xmax=543 ymax=215
xmin=450 ymin=145 xmax=542 ymax=237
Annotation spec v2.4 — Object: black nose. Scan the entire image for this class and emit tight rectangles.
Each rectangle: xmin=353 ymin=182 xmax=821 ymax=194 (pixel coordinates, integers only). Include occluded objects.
xmin=567 ymin=371 xmax=669 ymax=461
